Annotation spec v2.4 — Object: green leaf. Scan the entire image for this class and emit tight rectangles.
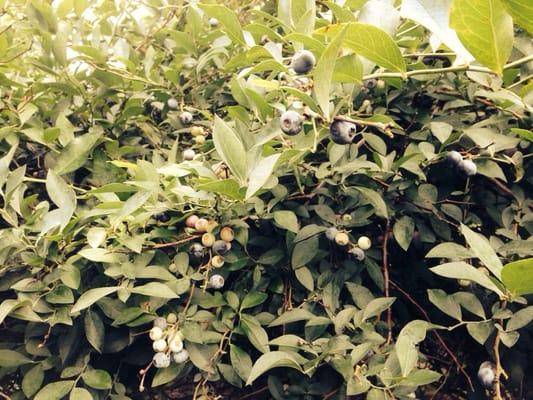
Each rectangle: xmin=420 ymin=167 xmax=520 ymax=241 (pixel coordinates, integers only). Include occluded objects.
xmin=45 ymin=169 xmax=77 ymax=231
xmin=395 ymin=320 xmax=429 ymax=377
xmin=0 ymin=349 xmax=33 ymax=368
xmin=332 ymin=54 xmax=363 ymax=83
xmin=400 ymin=0 xmax=473 ymax=62
xmin=69 ymin=387 xmax=93 ymax=400
xmin=393 ymin=216 xmax=415 ymax=251
xmin=82 ymin=369 xmax=112 ymax=390
xmin=460 ymin=224 xmax=503 ymax=279
xmin=405 ymin=369 xmax=442 ymax=385
xmin=152 ymin=362 xmax=188 ymax=387
xmin=295 ymin=266 xmax=314 ymax=291
xmin=54 ymin=127 xmax=103 ymax=175
xmin=0 ymin=299 xmax=27 ymax=325
xmin=453 ymin=292 xmax=486 ymax=319
xmin=354 ymin=187 xmax=388 ymax=219
xmin=240 ymin=314 xmax=270 ymax=353
xmin=130 ymin=282 xmax=178 ymax=299
xmin=197 ymin=179 xmax=245 ymax=201
xmin=450 ymin=0 xmax=514 ymax=74
xmin=241 ymin=291 xmax=268 ymax=310
xmin=273 ymin=210 xmax=299 ymax=233
xmin=22 ymin=364 xmax=44 ymax=397
xmin=314 ymin=26 xmax=347 ymax=116
xmin=426 ymin=242 xmax=473 ymax=259
xmin=506 ymin=306 xmax=533 ymax=331
xmin=362 ymin=297 xmax=396 ymax=321
xmin=501 ymin=0 xmax=533 ymax=34
xmin=502 ymin=258 xmax=533 ymax=296
xmin=34 ymin=380 xmax=75 ymax=400
xmin=200 ymin=4 xmax=246 ymax=45
xmin=321 ymin=23 xmax=405 ymax=72
xmin=212 ymin=116 xmax=248 ymax=184
xmin=291 ymin=234 xmax=319 ymax=268
xmin=246 ymin=351 xmax=303 ymax=385
xmin=511 ymin=128 xmax=533 ymax=142
xmin=230 ymin=344 xmax=253 ymax=381
xmin=71 ymin=287 xmax=119 ymax=314
xmin=245 ymin=154 xmax=280 ymax=200
xmin=430 ymin=262 xmax=504 ymax=296
xmin=84 ymin=310 xmax=105 ymax=353
xmin=427 ymin=289 xmax=462 ymax=320
xmin=268 ymin=309 xmax=316 ymax=326
xmin=467 ymin=321 xmax=494 ymax=344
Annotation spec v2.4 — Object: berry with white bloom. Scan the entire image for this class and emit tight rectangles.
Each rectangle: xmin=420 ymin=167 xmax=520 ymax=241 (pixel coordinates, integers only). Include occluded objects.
xmin=153 ymin=317 xmax=168 ymax=330
xmin=209 ymin=274 xmax=225 ymax=289
xmin=173 ymin=349 xmax=189 ymax=364
xmin=153 ymin=352 xmax=171 ymax=368
xmin=168 ymin=335 xmax=184 ymax=353
xmin=477 ymin=361 xmax=496 ymax=388
xmin=325 ymin=227 xmax=338 ymax=241
xmin=349 ymin=247 xmax=365 ymax=261
xmin=153 ymin=339 xmax=168 ymax=352
xmin=179 ymin=111 xmax=193 ymax=124
xmin=183 ymin=148 xmax=196 ymax=160
xmin=149 ymin=326 xmax=164 ymax=341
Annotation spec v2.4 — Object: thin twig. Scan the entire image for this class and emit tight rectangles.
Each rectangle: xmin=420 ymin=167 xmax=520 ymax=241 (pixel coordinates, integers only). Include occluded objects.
xmin=382 ymin=223 xmax=392 ymax=345
xmin=390 ymin=280 xmax=475 ymax=392
xmin=152 ymin=234 xmax=201 ymax=249
xmin=238 ymin=386 xmax=269 ymax=400
xmin=493 ymin=331 xmax=504 ymax=400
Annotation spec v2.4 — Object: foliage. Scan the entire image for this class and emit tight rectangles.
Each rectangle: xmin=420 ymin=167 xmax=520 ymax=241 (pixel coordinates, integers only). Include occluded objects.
xmin=0 ymin=0 xmax=532 ymax=399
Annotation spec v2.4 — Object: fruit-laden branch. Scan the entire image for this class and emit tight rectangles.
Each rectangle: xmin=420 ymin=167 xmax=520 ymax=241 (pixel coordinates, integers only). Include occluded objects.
xmin=363 ymin=54 xmax=533 ymax=81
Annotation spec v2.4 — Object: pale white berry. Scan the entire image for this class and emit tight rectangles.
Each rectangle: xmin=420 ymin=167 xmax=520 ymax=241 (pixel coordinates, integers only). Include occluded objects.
xmin=357 ymin=236 xmax=372 ymax=250
xmin=172 ymin=349 xmax=189 ymax=364
xmin=149 ymin=326 xmax=164 ymax=341
xmin=153 ymin=339 xmax=168 ymax=352
xmin=153 ymin=352 xmax=171 ymax=368
xmin=477 ymin=361 xmax=496 ymax=388
xmin=183 ymin=148 xmax=196 ymax=160
xmin=168 ymin=335 xmax=184 ymax=353
xmin=209 ymin=274 xmax=225 ymax=289
xmin=153 ymin=317 xmax=168 ymax=330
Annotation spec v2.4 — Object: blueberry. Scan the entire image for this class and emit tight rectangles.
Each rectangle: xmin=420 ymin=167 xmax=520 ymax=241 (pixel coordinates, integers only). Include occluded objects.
xmin=212 ymin=240 xmax=229 ymax=255
xmin=365 ymin=79 xmax=377 ymax=89
xmin=325 ymin=227 xmax=338 ymax=241
xmin=349 ymin=247 xmax=365 ymax=261
xmin=330 ymin=120 xmax=357 ymax=144
xmin=188 ymin=243 xmax=205 ymax=259
xmin=179 ymin=111 xmax=193 ymax=124
xmin=208 ymin=17 xmax=219 ymax=27
xmin=153 ymin=352 xmax=171 ymax=368
xmin=154 ymin=212 xmax=170 ymax=222
xmin=446 ymin=151 xmax=462 ymax=165
xmin=291 ymin=50 xmax=316 ymax=74
xmin=173 ymin=349 xmax=189 ymax=363
xmin=167 ymin=98 xmax=179 ymax=110
xmin=280 ymin=110 xmax=303 ymax=136
xmin=477 ymin=361 xmax=496 ymax=388
xmin=208 ymin=274 xmax=225 ymax=289
xmin=458 ymin=159 xmax=477 ymax=176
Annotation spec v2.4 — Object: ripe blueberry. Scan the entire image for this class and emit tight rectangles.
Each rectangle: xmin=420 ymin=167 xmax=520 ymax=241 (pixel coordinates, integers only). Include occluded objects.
xmin=153 ymin=352 xmax=171 ymax=368
xmin=458 ymin=159 xmax=477 ymax=176
xmin=477 ymin=361 xmax=496 ymax=388
xmin=209 ymin=274 xmax=225 ymax=289
xmin=291 ymin=50 xmax=316 ymax=74
xmin=212 ymin=240 xmax=229 ymax=255
xmin=179 ymin=111 xmax=193 ymax=124
xmin=446 ymin=150 xmax=462 ymax=165
xmin=173 ymin=349 xmax=189 ymax=363
xmin=189 ymin=243 xmax=205 ymax=259
xmin=330 ymin=120 xmax=357 ymax=144
xmin=280 ymin=110 xmax=303 ymax=136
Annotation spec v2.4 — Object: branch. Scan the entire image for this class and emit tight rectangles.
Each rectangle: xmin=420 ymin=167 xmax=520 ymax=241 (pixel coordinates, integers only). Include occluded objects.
xmin=382 ymin=223 xmax=393 ymax=345
xmin=363 ymin=54 xmax=533 ymax=81
xmin=333 ymin=115 xmax=394 ymax=137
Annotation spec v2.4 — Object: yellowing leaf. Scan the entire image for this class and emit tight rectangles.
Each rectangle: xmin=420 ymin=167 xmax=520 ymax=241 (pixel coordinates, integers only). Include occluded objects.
xmin=450 ymin=0 xmax=514 ymax=74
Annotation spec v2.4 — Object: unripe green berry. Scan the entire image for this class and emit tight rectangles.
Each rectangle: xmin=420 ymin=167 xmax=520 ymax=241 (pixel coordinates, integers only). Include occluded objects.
xmin=357 ymin=236 xmax=372 ymax=250
xmin=220 ymin=227 xmax=234 ymax=242
xmin=202 ymin=233 xmax=216 ymax=247
xmin=185 ymin=214 xmax=199 ymax=228
xmin=212 ymin=255 xmax=225 ymax=268
xmin=166 ymin=313 xmax=177 ymax=324
xmin=190 ymin=126 xmax=205 ymax=137
xmin=335 ymin=232 xmax=350 ymax=246
xmin=195 ymin=218 xmax=209 ymax=233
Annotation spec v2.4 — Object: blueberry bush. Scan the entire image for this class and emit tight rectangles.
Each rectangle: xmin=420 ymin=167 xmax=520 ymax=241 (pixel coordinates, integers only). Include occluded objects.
xmin=0 ymin=1 xmax=532 ymax=399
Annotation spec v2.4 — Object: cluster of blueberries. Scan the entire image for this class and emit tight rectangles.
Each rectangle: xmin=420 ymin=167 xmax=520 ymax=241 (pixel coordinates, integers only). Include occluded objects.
xmin=149 ymin=315 xmax=189 ymax=369
xmin=446 ymin=150 xmax=477 ymax=176
xmin=324 ymin=227 xmax=372 ymax=261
